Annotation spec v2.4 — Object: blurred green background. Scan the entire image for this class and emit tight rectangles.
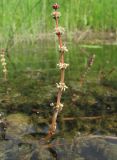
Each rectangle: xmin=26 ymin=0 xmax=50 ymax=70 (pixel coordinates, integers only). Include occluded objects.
xmin=0 ymin=0 xmax=117 ymax=39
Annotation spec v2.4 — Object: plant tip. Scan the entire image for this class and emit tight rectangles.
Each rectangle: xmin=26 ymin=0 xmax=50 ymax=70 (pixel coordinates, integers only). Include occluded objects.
xmin=52 ymin=3 xmax=60 ymax=10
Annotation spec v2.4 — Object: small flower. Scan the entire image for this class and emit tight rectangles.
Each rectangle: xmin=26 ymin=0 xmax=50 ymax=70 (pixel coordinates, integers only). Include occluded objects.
xmin=52 ymin=3 xmax=60 ymax=10
xmin=52 ymin=11 xmax=61 ymax=19
xmin=57 ymin=63 xmax=69 ymax=69
xmin=56 ymin=82 xmax=68 ymax=91
xmin=55 ymin=26 xmax=65 ymax=36
xmin=50 ymin=103 xmax=54 ymax=107
xmin=54 ymin=103 xmax=64 ymax=112
xmin=59 ymin=44 xmax=68 ymax=52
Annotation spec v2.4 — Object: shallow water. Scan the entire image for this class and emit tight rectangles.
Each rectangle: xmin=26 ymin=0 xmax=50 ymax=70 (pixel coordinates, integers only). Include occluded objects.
xmin=7 ymin=42 xmax=117 ymax=81
xmin=0 ymin=112 xmax=117 ymax=160
xmin=0 ymin=41 xmax=117 ymax=159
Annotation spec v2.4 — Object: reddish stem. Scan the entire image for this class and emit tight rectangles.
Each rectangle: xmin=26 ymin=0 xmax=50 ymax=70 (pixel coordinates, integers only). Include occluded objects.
xmin=46 ymin=7 xmax=66 ymax=138
xmin=56 ymin=17 xmax=59 ymax=28
xmin=58 ymin=35 xmax=62 ymax=47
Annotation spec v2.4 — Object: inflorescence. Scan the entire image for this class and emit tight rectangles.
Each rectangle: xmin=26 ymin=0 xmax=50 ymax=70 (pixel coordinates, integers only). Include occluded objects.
xmin=0 ymin=49 xmax=7 ymax=80
xmin=48 ymin=3 xmax=69 ymax=136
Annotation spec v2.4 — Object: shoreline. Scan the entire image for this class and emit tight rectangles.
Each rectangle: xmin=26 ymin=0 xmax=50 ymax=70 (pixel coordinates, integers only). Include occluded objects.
xmin=0 ymin=30 xmax=117 ymax=45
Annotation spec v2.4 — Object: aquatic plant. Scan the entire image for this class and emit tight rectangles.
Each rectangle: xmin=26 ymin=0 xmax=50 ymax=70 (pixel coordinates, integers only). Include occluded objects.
xmin=80 ymin=54 xmax=95 ymax=86
xmin=47 ymin=3 xmax=69 ymax=137
xmin=0 ymin=49 xmax=7 ymax=81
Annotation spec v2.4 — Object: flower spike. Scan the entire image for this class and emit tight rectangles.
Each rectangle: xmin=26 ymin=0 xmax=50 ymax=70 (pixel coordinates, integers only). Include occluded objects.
xmin=47 ymin=3 xmax=69 ymax=138
xmin=0 ymin=49 xmax=7 ymax=80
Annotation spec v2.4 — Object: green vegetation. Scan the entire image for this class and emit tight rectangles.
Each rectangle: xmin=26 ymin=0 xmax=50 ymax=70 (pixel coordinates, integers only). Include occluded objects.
xmin=0 ymin=0 xmax=117 ymax=40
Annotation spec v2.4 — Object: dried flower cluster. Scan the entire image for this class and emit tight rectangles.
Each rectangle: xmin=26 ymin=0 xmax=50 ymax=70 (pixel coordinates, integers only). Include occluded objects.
xmin=47 ymin=3 xmax=69 ymax=137
xmin=0 ymin=49 xmax=7 ymax=80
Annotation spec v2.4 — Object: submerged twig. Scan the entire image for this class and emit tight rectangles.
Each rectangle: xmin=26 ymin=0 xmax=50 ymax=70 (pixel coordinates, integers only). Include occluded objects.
xmin=99 ymin=67 xmax=116 ymax=83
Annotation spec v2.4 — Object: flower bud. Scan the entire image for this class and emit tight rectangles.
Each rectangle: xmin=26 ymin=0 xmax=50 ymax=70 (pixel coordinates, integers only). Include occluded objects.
xmin=52 ymin=3 xmax=60 ymax=10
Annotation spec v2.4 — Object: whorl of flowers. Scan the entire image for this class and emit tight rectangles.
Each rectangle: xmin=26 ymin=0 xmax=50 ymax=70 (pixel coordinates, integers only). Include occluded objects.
xmin=50 ymin=102 xmax=64 ymax=112
xmin=0 ymin=49 xmax=7 ymax=80
xmin=59 ymin=44 xmax=68 ymax=52
xmin=52 ymin=11 xmax=61 ymax=19
xmin=56 ymin=82 xmax=68 ymax=91
xmin=57 ymin=63 xmax=69 ymax=69
xmin=55 ymin=26 xmax=65 ymax=36
xmin=54 ymin=103 xmax=64 ymax=112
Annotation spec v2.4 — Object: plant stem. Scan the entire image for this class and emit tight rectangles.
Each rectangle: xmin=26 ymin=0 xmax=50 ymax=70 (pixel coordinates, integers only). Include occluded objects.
xmin=46 ymin=4 xmax=68 ymax=139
